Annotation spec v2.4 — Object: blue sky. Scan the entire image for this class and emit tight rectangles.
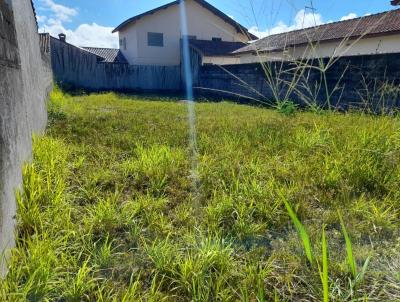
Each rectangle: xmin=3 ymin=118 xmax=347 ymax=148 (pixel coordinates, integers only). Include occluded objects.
xmin=33 ymin=0 xmax=396 ymax=48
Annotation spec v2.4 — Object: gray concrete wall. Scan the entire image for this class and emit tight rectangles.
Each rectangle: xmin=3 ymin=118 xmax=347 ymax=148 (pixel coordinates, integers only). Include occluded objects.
xmin=51 ymin=37 xmax=181 ymax=91
xmin=0 ymin=0 xmax=52 ymax=274
xmin=195 ymin=54 xmax=400 ymax=110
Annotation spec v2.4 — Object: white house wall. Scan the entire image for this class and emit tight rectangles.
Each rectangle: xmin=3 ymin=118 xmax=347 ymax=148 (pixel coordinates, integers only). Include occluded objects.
xmin=237 ymin=52 xmax=285 ymax=64
xmin=120 ymin=28 xmax=138 ymax=65
xmin=119 ymin=0 xmax=249 ymax=66
xmin=237 ymin=33 xmax=400 ymax=64
xmin=184 ymin=1 xmax=248 ymax=42
xmin=203 ymin=56 xmax=241 ymax=65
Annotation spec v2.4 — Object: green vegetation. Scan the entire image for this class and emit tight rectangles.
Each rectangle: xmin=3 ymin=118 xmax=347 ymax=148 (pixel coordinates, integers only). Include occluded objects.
xmin=1 ymin=90 xmax=400 ymax=301
xmin=281 ymin=194 xmax=313 ymax=265
xmin=319 ymin=225 xmax=329 ymax=302
xmin=338 ymin=211 xmax=357 ymax=279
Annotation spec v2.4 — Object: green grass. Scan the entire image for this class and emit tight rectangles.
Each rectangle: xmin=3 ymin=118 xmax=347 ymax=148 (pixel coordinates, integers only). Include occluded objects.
xmin=319 ymin=225 xmax=329 ymax=302
xmin=281 ymin=193 xmax=313 ymax=265
xmin=338 ymin=211 xmax=357 ymax=278
xmin=1 ymin=89 xmax=400 ymax=301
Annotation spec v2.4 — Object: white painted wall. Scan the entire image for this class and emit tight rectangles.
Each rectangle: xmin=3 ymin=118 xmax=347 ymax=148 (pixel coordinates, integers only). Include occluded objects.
xmin=119 ymin=0 xmax=249 ymax=65
xmin=119 ymin=28 xmax=138 ymax=65
xmin=203 ymin=56 xmax=241 ymax=65
xmin=236 ymin=34 xmax=400 ymax=64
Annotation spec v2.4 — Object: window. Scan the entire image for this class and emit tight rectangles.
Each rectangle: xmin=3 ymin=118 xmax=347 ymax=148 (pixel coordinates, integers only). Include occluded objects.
xmin=212 ymin=37 xmax=222 ymax=42
xmin=119 ymin=38 xmax=127 ymax=50
xmin=148 ymin=32 xmax=164 ymax=47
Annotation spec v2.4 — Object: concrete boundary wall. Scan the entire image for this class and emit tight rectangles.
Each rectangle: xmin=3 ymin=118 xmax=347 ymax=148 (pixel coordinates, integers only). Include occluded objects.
xmin=49 ymin=32 xmax=400 ymax=110
xmin=194 ymin=53 xmax=400 ymax=109
xmin=50 ymin=38 xmax=181 ymax=91
xmin=0 ymin=0 xmax=52 ymax=274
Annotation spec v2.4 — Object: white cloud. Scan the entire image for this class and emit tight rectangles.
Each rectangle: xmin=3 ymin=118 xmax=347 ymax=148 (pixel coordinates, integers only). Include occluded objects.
xmin=250 ymin=10 xmax=324 ymax=38
xmin=247 ymin=26 xmax=268 ymax=39
xmin=41 ymin=0 xmax=77 ymax=22
xmin=40 ymin=20 xmax=118 ymax=48
xmin=340 ymin=13 xmax=357 ymax=21
xmin=38 ymin=0 xmax=118 ymax=48
xmin=294 ymin=9 xmax=324 ymax=28
xmin=250 ymin=11 xmax=361 ymax=39
xmin=36 ymin=15 xmax=47 ymax=23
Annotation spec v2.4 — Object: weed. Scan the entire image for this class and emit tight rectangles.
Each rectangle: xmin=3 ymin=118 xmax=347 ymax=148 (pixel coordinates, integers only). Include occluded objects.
xmin=318 ymin=225 xmax=329 ymax=302
xmin=338 ymin=211 xmax=357 ymax=278
xmin=275 ymin=100 xmax=298 ymax=116
xmin=280 ymin=193 xmax=313 ymax=265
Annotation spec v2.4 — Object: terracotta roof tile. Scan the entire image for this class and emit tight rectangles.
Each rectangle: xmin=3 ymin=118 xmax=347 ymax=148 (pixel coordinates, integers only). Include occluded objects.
xmin=234 ymin=9 xmax=400 ymax=54
xmin=82 ymin=47 xmax=128 ymax=64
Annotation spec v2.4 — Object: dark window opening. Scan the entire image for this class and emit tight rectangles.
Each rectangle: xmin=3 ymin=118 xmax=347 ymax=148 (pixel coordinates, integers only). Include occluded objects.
xmin=148 ymin=32 xmax=164 ymax=47
xmin=119 ymin=38 xmax=127 ymax=50
xmin=212 ymin=37 xmax=222 ymax=42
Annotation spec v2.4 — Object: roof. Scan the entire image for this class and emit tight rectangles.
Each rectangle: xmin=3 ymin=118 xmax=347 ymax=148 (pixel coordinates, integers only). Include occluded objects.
xmin=82 ymin=47 xmax=128 ymax=64
xmin=234 ymin=9 xmax=400 ymax=54
xmin=189 ymin=39 xmax=246 ymax=56
xmin=112 ymin=0 xmax=258 ymax=40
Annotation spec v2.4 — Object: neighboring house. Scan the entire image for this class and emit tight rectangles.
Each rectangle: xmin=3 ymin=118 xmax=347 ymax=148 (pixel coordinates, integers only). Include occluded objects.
xmin=50 ymin=33 xmax=128 ymax=64
xmin=82 ymin=47 xmax=128 ymax=64
xmin=232 ymin=9 xmax=400 ymax=64
xmin=112 ymin=0 xmax=257 ymax=66
xmin=188 ymin=39 xmax=247 ymax=65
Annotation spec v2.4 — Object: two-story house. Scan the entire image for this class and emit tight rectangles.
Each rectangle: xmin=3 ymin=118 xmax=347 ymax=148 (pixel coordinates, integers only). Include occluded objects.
xmin=112 ymin=0 xmax=257 ymax=66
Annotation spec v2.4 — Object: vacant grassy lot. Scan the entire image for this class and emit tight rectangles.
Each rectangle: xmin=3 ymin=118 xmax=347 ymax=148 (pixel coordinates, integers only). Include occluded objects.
xmin=1 ymin=90 xmax=399 ymax=301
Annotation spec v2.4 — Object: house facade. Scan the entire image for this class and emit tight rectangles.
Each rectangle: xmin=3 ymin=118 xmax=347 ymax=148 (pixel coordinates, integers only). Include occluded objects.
xmin=232 ymin=9 xmax=400 ymax=64
xmin=112 ymin=0 xmax=256 ymax=66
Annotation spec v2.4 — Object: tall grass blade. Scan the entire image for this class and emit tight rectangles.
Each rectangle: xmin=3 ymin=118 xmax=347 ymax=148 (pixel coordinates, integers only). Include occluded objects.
xmin=274 ymin=288 xmax=280 ymax=302
xmin=338 ymin=211 xmax=357 ymax=278
xmin=319 ymin=225 xmax=329 ymax=302
xmin=280 ymin=193 xmax=313 ymax=265
xmin=356 ymin=256 xmax=371 ymax=285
